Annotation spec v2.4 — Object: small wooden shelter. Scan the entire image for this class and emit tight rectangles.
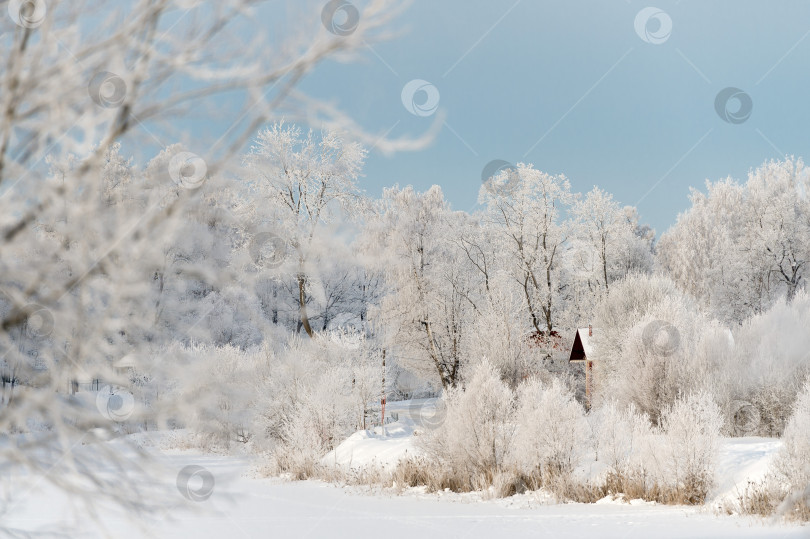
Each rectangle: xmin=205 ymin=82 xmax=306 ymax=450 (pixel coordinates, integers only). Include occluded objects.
xmin=569 ymin=325 xmax=595 ymax=406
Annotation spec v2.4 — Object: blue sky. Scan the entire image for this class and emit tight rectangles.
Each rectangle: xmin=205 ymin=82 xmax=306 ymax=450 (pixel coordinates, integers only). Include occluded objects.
xmin=296 ymin=0 xmax=810 ymax=236
xmin=116 ymin=0 xmax=810 ymax=236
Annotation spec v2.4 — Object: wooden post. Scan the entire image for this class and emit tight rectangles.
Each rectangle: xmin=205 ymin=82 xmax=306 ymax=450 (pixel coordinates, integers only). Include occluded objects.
xmin=381 ymin=348 xmax=386 ymax=433
xmin=585 ymin=359 xmax=593 ymax=409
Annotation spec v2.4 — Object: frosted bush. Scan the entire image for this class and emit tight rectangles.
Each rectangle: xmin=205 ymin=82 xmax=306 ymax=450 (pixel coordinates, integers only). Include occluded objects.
xmin=589 ymin=400 xmax=665 ymax=500
xmin=591 ymin=401 xmax=649 ymax=475
xmin=590 ymin=274 xmax=684 ymax=367
xmin=418 ymin=360 xmax=516 ymax=489
xmin=165 ymin=331 xmax=375 ymax=463
xmin=590 ymin=395 xmax=721 ymax=505
xmin=417 ymin=361 xmax=590 ymax=496
xmin=730 ymin=380 xmax=810 ymax=521
xmin=313 ymin=331 xmax=382 ymax=431
xmin=511 ymin=378 xmax=588 ymax=481
xmin=271 ymin=364 xmax=356 ymax=479
xmin=732 ymin=292 xmax=810 ymax=436
xmin=273 ymin=403 xmax=328 ymax=479
xmin=598 ymin=292 xmax=705 ymax=424
xmin=591 ymin=274 xmax=810 ymax=437
xmin=772 ymin=380 xmax=810 ymax=518
xmin=248 ymin=332 xmax=383 ymax=476
xmin=170 ymin=342 xmax=272 ymax=450
xmin=657 ymin=392 xmax=723 ymax=503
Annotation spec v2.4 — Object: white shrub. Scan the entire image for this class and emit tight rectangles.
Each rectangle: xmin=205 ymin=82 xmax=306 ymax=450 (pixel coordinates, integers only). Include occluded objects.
xmin=166 ymin=331 xmax=377 ymax=470
xmin=597 ymin=291 xmax=706 ymax=424
xmin=169 ymin=342 xmax=271 ymax=450
xmin=590 ymin=393 xmax=721 ymax=504
xmin=417 ymin=361 xmax=589 ymax=495
xmin=730 ymin=380 xmax=810 ymax=520
xmin=254 ymin=335 xmax=359 ymax=470
xmin=589 ymin=273 xmax=809 ymax=438
xmin=314 ymin=330 xmax=383 ymax=431
xmin=273 ymin=403 xmax=329 ymax=478
xmin=418 ymin=360 xmax=516 ymax=488
xmin=591 ymin=400 xmax=649 ymax=475
xmin=511 ymin=378 xmax=588 ymax=479
xmin=657 ymin=392 xmax=723 ymax=503
xmin=732 ymin=292 xmax=810 ymax=436
xmin=590 ymin=273 xmax=685 ymax=367
xmin=773 ymin=380 xmax=810 ymax=504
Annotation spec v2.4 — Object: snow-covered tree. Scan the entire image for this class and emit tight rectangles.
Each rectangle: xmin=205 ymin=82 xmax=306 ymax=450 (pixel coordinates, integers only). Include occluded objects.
xmin=243 ymin=123 xmax=367 ymax=337
xmin=370 ymin=186 xmax=476 ymax=389
xmin=479 ymin=164 xmax=575 ymax=340
xmin=571 ymin=188 xmax=652 ymax=293
xmin=730 ymin=290 xmax=810 ymax=435
xmin=463 ymin=281 xmax=532 ymax=387
xmin=746 ymin=159 xmax=810 ymax=303
xmin=590 ymin=274 xmax=711 ymax=423
xmin=659 ymin=158 xmax=810 ymax=324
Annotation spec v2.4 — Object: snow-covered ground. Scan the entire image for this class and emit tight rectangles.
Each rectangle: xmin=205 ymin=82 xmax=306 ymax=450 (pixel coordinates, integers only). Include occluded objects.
xmin=3 ymin=401 xmax=806 ymax=538
xmin=4 ymin=446 xmax=806 ymax=539
xmin=321 ymin=397 xmax=436 ymax=470
xmin=324 ymin=400 xmax=784 ymax=506
xmin=712 ymin=437 xmax=782 ymax=505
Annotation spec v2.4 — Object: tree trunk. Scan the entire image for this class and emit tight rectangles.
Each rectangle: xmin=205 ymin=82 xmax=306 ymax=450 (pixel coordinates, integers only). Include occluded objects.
xmin=422 ymin=318 xmax=453 ymax=389
xmin=271 ymin=285 xmax=278 ymax=324
xmin=602 ymin=233 xmax=609 ymax=292
xmin=153 ymin=269 xmax=165 ymax=325
xmin=297 ymin=273 xmax=314 ymax=337
xmin=522 ymin=273 xmax=543 ymax=334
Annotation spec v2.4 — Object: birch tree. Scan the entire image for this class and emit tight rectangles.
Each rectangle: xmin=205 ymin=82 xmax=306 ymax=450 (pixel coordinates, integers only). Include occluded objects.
xmin=659 ymin=158 xmax=810 ymax=324
xmin=479 ymin=164 xmax=574 ymax=339
xmin=569 ymin=188 xmax=654 ymax=319
xmin=242 ymin=122 xmax=366 ymax=336
xmin=370 ymin=185 xmax=475 ymax=389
